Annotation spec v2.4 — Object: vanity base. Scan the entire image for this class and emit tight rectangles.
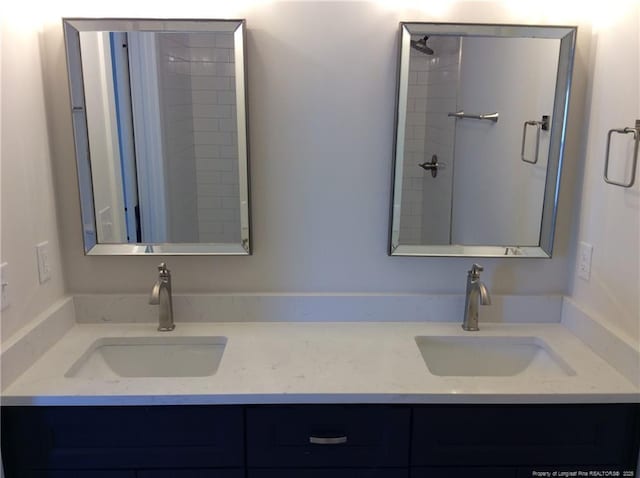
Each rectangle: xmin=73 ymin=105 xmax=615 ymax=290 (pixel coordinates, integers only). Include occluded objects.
xmin=2 ymin=404 xmax=639 ymax=477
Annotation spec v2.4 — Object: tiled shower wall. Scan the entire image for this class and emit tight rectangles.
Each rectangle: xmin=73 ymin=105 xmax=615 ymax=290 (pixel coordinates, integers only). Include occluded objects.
xmin=419 ymin=37 xmax=459 ymax=245
xmin=156 ymin=32 xmax=240 ymax=243
xmin=157 ymin=33 xmax=199 ymax=242
xmin=400 ymin=46 xmax=430 ymax=245
xmin=189 ymin=32 xmax=241 ymax=244
xmin=399 ymin=37 xmax=459 ymax=245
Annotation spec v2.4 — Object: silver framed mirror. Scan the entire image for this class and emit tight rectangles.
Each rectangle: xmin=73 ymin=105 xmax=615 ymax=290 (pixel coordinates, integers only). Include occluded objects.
xmin=63 ymin=18 xmax=251 ymax=255
xmin=389 ymin=23 xmax=576 ymax=258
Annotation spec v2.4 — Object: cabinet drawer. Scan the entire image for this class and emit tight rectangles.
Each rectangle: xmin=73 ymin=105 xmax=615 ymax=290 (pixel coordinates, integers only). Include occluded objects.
xmin=411 ymin=468 xmax=516 ymax=478
xmin=249 ymin=469 xmax=407 ymax=478
xmin=247 ymin=406 xmax=410 ymax=467
xmin=25 ymin=472 xmax=135 ymax=478
xmin=1 ymin=406 xmax=244 ymax=470
xmin=412 ymin=404 xmax=640 ymax=467
xmin=137 ymin=471 xmax=244 ymax=478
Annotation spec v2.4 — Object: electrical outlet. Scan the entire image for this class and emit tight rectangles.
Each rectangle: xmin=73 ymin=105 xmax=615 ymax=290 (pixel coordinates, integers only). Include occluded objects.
xmin=577 ymin=241 xmax=593 ymax=281
xmin=36 ymin=241 xmax=52 ymax=283
xmin=1 ymin=262 xmax=9 ymax=310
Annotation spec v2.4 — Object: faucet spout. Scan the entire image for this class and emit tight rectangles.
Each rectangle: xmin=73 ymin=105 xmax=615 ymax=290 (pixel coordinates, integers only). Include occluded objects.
xmin=478 ymin=281 xmax=491 ymax=306
xmin=462 ymin=264 xmax=491 ymax=331
xmin=149 ymin=281 xmax=161 ymax=305
xmin=149 ymin=262 xmax=175 ymax=332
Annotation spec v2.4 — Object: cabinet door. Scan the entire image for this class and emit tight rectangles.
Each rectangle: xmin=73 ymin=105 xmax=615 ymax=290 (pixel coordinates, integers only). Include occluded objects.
xmin=1 ymin=406 xmax=244 ymax=471
xmin=247 ymin=405 xmax=411 ymax=467
xmin=137 ymin=470 xmax=244 ymax=478
xmin=248 ymin=469 xmax=407 ymax=478
xmin=412 ymin=404 xmax=640 ymax=467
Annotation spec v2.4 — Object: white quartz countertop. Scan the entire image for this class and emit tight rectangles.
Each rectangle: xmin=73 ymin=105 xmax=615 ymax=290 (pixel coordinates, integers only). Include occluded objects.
xmin=2 ymin=322 xmax=638 ymax=405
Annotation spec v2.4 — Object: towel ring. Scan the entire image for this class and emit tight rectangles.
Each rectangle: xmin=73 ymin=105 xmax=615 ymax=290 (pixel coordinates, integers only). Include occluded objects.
xmin=603 ymin=120 xmax=640 ymax=188
xmin=521 ymin=116 xmax=550 ymax=165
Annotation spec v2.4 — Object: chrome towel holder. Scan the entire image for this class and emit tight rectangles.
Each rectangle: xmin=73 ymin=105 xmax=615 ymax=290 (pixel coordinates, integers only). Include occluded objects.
xmin=603 ymin=119 xmax=640 ymax=188
xmin=521 ymin=115 xmax=550 ymax=165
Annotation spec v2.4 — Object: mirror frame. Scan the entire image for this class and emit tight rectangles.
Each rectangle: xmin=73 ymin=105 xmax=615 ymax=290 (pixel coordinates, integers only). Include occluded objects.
xmin=389 ymin=23 xmax=577 ymax=258
xmin=63 ymin=18 xmax=251 ymax=255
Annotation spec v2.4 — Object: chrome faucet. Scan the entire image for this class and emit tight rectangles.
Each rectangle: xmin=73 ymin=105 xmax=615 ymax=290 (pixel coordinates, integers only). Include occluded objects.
xmin=462 ymin=264 xmax=491 ymax=331
xmin=149 ymin=262 xmax=175 ymax=331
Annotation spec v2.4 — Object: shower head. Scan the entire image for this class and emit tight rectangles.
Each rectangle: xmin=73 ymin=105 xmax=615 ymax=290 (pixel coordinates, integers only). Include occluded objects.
xmin=411 ymin=36 xmax=434 ymax=55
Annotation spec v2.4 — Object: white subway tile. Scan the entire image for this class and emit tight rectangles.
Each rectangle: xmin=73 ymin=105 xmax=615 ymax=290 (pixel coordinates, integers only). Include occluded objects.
xmin=196 ymin=171 xmax=222 ymax=184
xmin=191 ymin=90 xmax=218 ymax=105
xmin=193 ymin=118 xmax=220 ymax=131
xmin=215 ymin=33 xmax=234 ymax=49
xmin=218 ymin=118 xmax=237 ymax=133
xmin=187 ymin=33 xmax=217 ymax=48
xmin=190 ymin=61 xmax=216 ymax=76
xmin=196 ymin=158 xmax=233 ymax=172
xmin=212 ymin=48 xmax=231 ymax=62
xmin=219 ymin=145 xmax=238 ymax=158
xmin=220 ymin=171 xmax=239 ymax=185
xmin=195 ymin=146 xmax=220 ymax=159
xmin=193 ymin=104 xmax=232 ymax=119
xmin=216 ymin=90 xmax=236 ymax=105
xmin=216 ymin=62 xmax=236 ymax=77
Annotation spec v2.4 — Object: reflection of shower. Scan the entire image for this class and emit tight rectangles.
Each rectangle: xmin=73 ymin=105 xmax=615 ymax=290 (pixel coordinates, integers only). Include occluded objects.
xmin=411 ymin=36 xmax=434 ymax=55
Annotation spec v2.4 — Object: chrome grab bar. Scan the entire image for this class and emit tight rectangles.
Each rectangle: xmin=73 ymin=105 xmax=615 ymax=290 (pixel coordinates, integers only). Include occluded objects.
xmin=521 ymin=115 xmax=550 ymax=165
xmin=447 ymin=110 xmax=499 ymax=123
xmin=603 ymin=120 xmax=640 ymax=188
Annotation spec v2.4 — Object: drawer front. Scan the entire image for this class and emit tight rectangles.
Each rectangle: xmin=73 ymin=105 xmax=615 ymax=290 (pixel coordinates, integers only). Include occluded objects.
xmin=137 ymin=470 xmax=245 ymax=478
xmin=1 ymin=406 xmax=244 ymax=470
xmin=411 ymin=468 xmax=516 ymax=478
xmin=23 ymin=472 xmax=243 ymax=478
xmin=247 ymin=406 xmax=411 ymax=467
xmin=249 ymin=469 xmax=407 ymax=478
xmin=25 ymin=472 xmax=135 ymax=478
xmin=412 ymin=404 xmax=640 ymax=467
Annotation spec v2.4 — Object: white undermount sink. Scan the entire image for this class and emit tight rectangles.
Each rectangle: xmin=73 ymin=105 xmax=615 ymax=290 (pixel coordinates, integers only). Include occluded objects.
xmin=65 ymin=336 xmax=227 ymax=378
xmin=415 ymin=336 xmax=575 ymax=377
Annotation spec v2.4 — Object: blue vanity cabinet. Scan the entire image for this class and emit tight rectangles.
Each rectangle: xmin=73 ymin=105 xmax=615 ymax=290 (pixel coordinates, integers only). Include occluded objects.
xmin=1 ymin=406 xmax=244 ymax=477
xmin=2 ymin=403 xmax=639 ymax=477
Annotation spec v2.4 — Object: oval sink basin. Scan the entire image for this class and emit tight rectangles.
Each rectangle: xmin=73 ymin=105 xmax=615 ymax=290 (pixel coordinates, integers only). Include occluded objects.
xmin=66 ymin=336 xmax=227 ymax=378
xmin=415 ymin=336 xmax=575 ymax=377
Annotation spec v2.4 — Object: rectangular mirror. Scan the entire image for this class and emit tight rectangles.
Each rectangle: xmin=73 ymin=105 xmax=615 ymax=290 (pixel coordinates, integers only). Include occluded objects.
xmin=389 ymin=23 xmax=576 ymax=257
xmin=63 ymin=18 xmax=250 ymax=255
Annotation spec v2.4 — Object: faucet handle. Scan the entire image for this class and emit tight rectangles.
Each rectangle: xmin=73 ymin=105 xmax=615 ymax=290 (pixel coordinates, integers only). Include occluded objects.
xmin=468 ymin=263 xmax=484 ymax=279
xmin=158 ymin=262 xmax=170 ymax=278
